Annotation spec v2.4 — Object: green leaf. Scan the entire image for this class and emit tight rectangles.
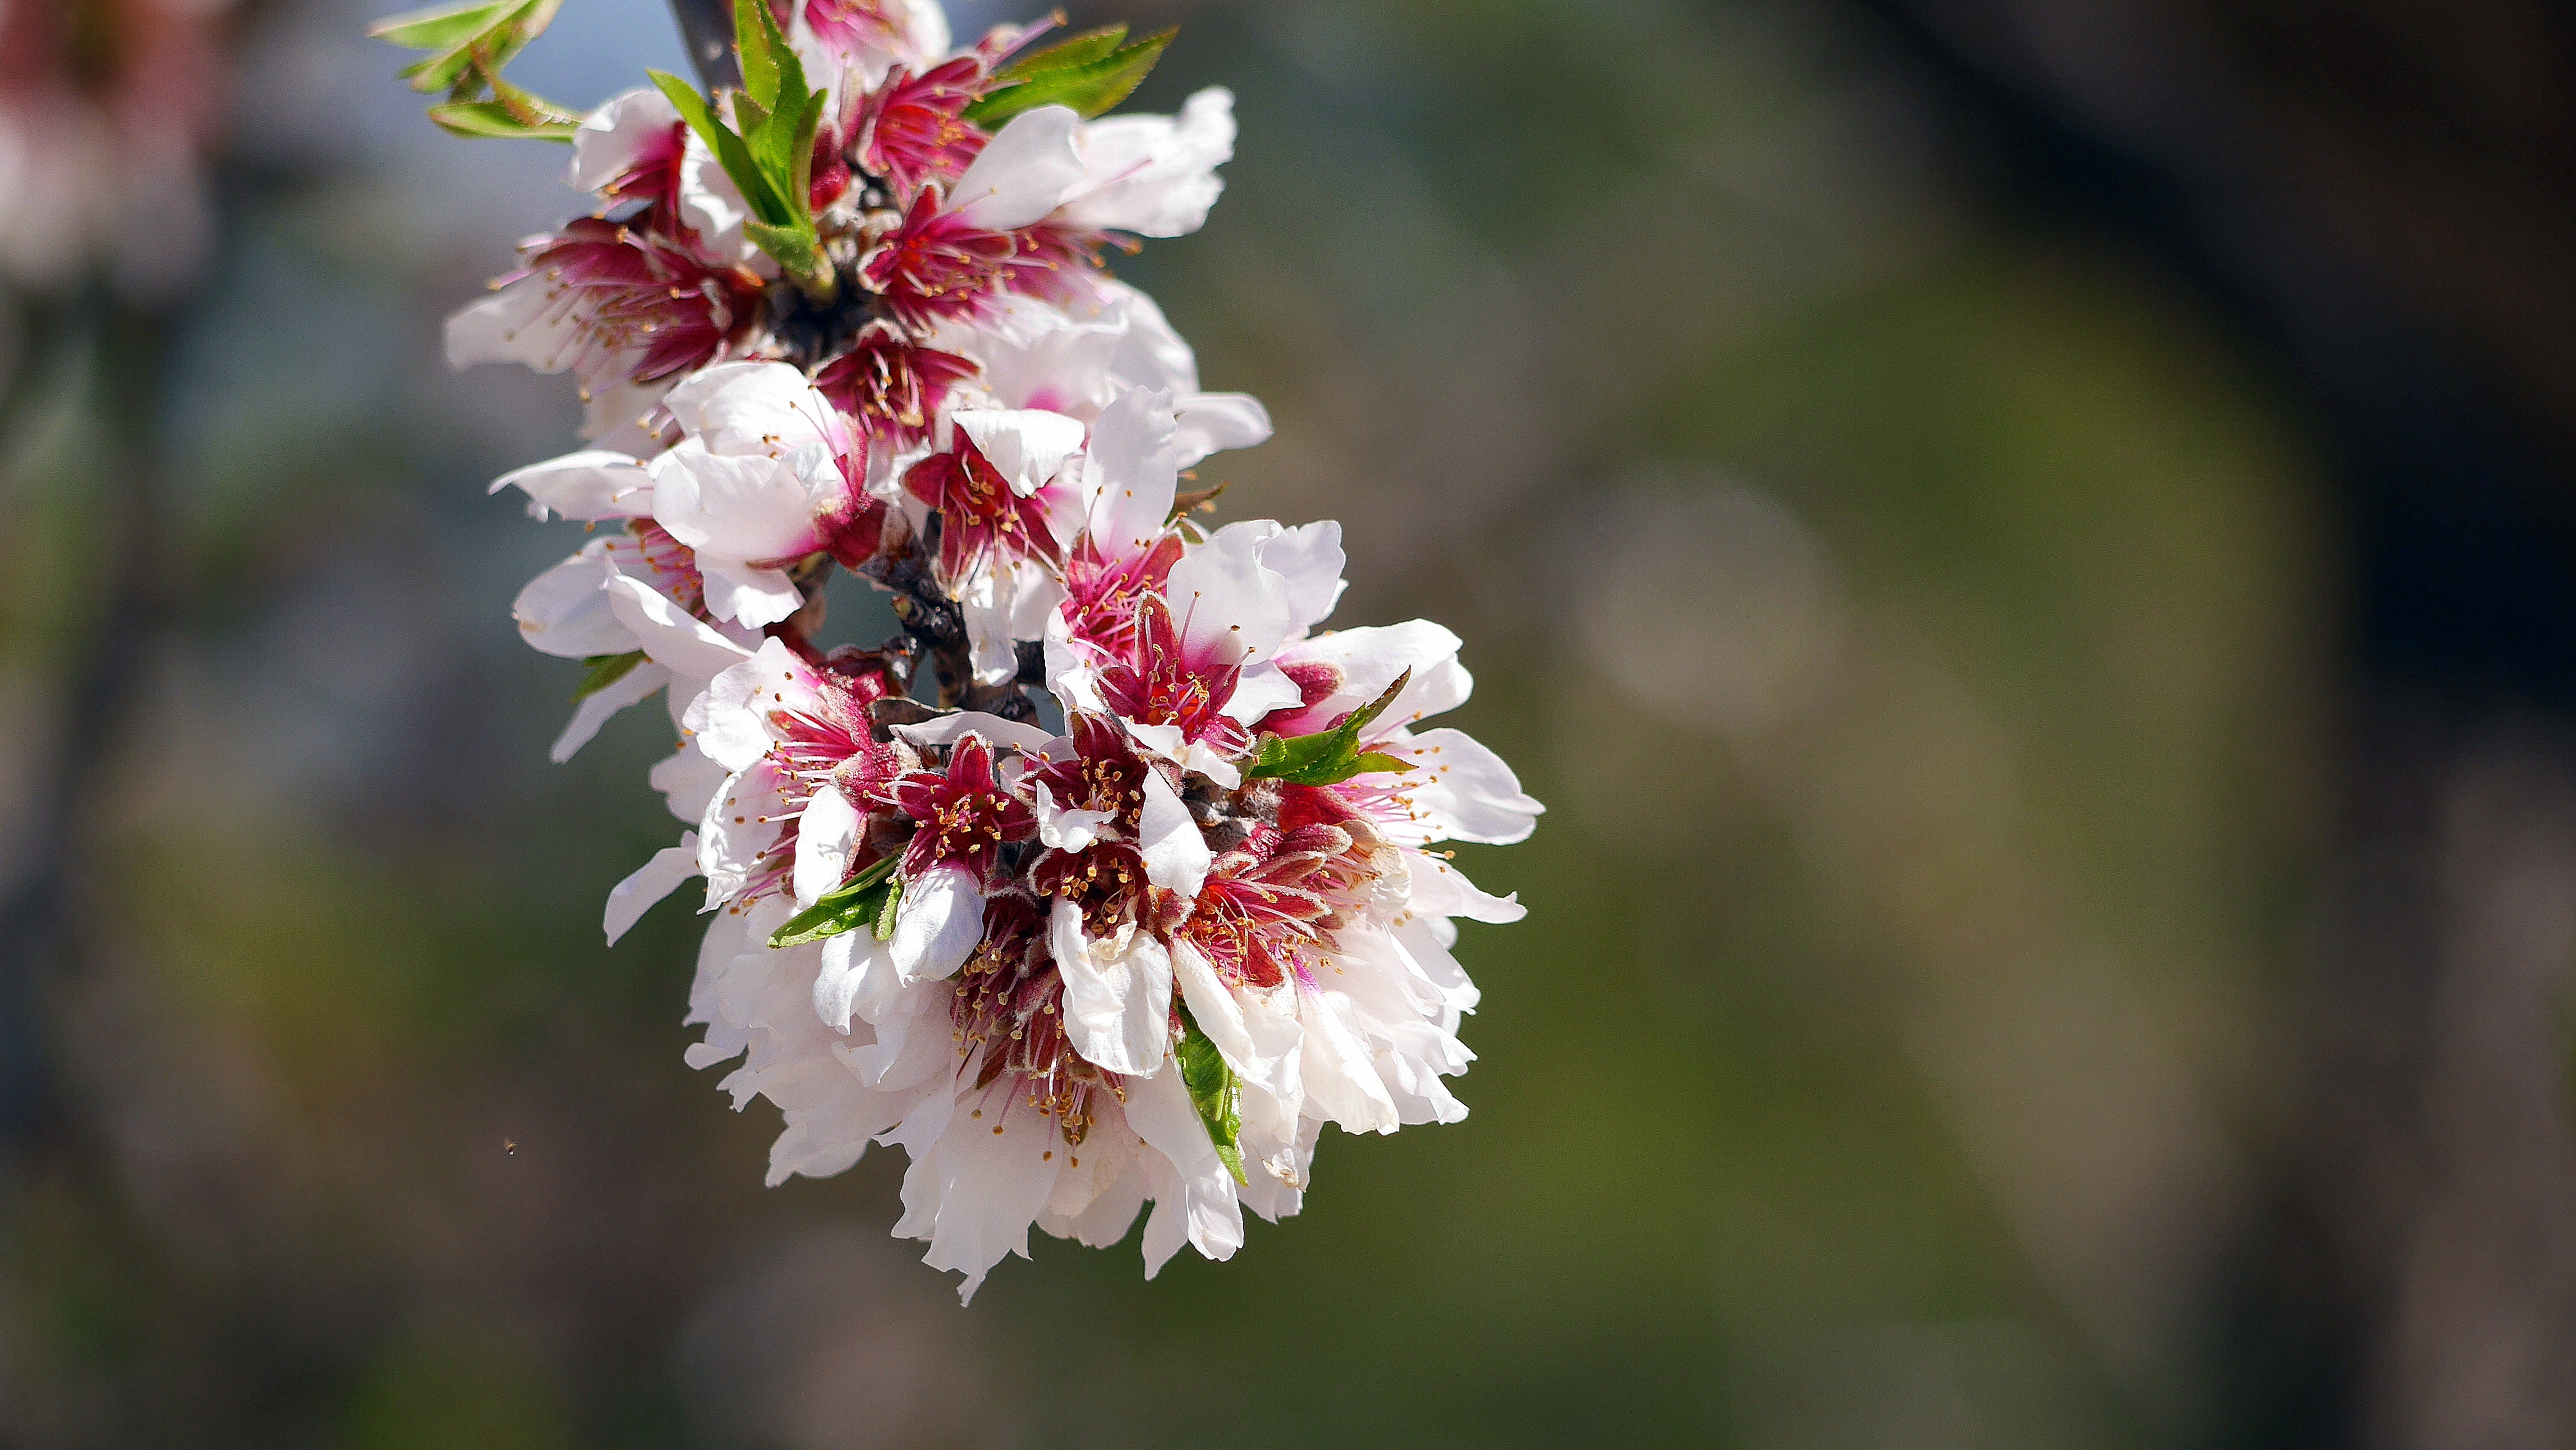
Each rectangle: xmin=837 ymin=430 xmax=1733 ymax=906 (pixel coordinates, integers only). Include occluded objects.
xmin=732 ymin=0 xmax=785 ymax=110
xmin=368 ymin=0 xmax=518 ymax=51
xmin=484 ymin=72 xmax=582 ymax=126
xmin=785 ymin=82 xmax=827 ymax=218
xmin=872 ymin=876 xmax=903 ymax=941
xmin=572 ymin=650 xmax=647 ymax=700
xmin=649 ymin=67 xmax=723 ymax=143
xmin=767 ymin=856 xmax=900 ymax=948
xmin=1175 ymin=1010 xmax=1247 ymax=1185
xmin=386 ymin=0 xmax=562 ymax=97
xmin=995 ymin=24 xmax=1129 ymax=80
xmin=427 ymin=100 xmax=576 ymax=140
xmin=1244 ymin=670 xmax=1416 ymax=786
xmin=963 ymin=28 xmax=1173 ymax=129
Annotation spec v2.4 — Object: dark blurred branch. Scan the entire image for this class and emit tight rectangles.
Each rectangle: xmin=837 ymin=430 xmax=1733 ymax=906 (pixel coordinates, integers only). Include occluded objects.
xmin=665 ymin=0 xmax=741 ymax=90
xmin=0 ymin=299 xmax=174 ymax=1172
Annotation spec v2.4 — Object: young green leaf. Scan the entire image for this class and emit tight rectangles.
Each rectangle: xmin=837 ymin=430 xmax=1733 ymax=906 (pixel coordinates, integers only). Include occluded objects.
xmin=785 ymin=83 xmax=827 ymax=217
xmin=368 ymin=0 xmax=521 ymax=52
xmin=429 ymin=100 xmax=578 ymax=141
xmin=872 ymin=876 xmax=904 ymax=941
xmin=963 ymin=28 xmax=1174 ymax=129
xmin=387 ymin=0 xmax=562 ymax=97
xmin=648 ymin=71 xmax=772 ymax=219
xmin=732 ymin=0 xmax=785 ymax=111
xmin=1244 ymin=669 xmax=1416 ymax=786
xmin=767 ymin=857 xmax=900 ymax=948
xmin=572 ymin=650 xmax=647 ymax=700
xmin=648 ymin=67 xmax=724 ymax=144
xmin=1175 ymin=1010 xmax=1248 ymax=1185
xmin=995 ymin=24 xmax=1129 ymax=81
xmin=483 ymin=71 xmax=584 ymax=127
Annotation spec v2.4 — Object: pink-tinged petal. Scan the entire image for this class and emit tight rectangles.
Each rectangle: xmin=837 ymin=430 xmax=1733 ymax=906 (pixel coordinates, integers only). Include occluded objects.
xmin=550 ymin=659 xmax=669 ymax=763
xmin=1048 ymin=899 xmax=1171 ymax=1076
xmin=491 ymin=449 xmax=652 ymax=521
xmin=890 ymin=861 xmax=984 ymax=982
xmin=605 ymin=832 xmax=701 ymax=945
xmin=566 ymin=86 xmax=684 ymax=194
xmin=1124 ymin=1061 xmax=1245 ymax=1274
xmin=951 ymin=105 xmax=1084 ymax=231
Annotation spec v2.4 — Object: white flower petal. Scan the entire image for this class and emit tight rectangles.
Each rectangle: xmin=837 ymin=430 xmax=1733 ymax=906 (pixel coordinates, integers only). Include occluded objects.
xmin=1297 ymin=986 xmax=1400 ymax=1135
xmin=907 ymin=1088 xmax=1066 ymax=1303
xmin=952 ymin=408 xmax=1087 ymax=498
xmin=550 ymin=659 xmax=669 ymax=763
xmin=1377 ymin=726 xmax=1543 ymax=845
xmin=605 ymin=832 xmax=700 ymax=945
xmin=1403 ymin=850 xmax=1526 ymax=925
xmin=491 ymin=450 xmax=652 ymax=522
xmin=649 ymin=744 xmax=728 ymax=822
xmin=952 ymin=105 xmax=1084 ymax=231
xmin=813 ymin=929 xmax=903 ymax=1033
xmin=890 ymin=711 xmax=1058 ymax=754
xmin=890 ymin=862 xmax=983 ymax=982
xmin=1055 ymin=88 xmax=1235 ymax=239
xmin=1172 ymin=392 xmax=1271 ymax=469
xmin=514 ymin=544 xmax=634 ymax=659
xmin=697 ymin=764 xmax=785 ymax=907
xmin=1125 ymin=1062 xmax=1244 ymax=1274
xmin=792 ymin=787 xmax=862 ymax=907
xmin=1135 ymin=767 xmax=1209 ymax=900
xmin=1049 ymin=899 xmax=1171 ymax=1076
xmin=599 ymin=569 xmax=756 ymax=680
xmin=1171 ymin=939 xmax=1300 ymax=1095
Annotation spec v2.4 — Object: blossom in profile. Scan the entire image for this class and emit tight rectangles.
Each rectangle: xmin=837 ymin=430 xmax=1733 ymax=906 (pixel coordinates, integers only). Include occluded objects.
xmin=397 ymin=0 xmax=1538 ymax=1298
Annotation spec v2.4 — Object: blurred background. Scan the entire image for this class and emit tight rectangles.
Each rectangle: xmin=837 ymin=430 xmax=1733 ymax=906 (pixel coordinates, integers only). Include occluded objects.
xmin=6 ymin=0 xmax=2576 ymax=1444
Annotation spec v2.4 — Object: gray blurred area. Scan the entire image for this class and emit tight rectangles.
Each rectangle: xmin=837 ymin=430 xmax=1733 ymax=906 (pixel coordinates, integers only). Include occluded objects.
xmin=3 ymin=0 xmax=2574 ymax=1444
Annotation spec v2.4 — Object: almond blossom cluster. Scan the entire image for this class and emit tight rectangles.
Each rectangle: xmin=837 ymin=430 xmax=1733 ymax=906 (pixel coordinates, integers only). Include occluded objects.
xmin=415 ymin=0 xmax=1537 ymax=1298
